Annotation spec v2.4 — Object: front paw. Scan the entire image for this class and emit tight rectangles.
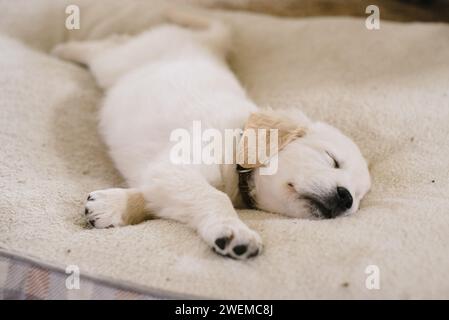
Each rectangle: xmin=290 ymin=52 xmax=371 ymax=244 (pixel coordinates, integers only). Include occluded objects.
xmin=205 ymin=220 xmax=262 ymax=260
xmin=84 ymin=189 xmax=128 ymax=228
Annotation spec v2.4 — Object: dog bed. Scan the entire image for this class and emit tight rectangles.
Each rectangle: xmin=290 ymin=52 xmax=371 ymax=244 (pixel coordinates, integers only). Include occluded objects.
xmin=1 ymin=0 xmax=449 ymax=299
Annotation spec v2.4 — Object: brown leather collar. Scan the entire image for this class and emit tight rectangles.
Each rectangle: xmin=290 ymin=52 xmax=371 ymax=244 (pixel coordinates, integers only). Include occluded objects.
xmin=236 ymin=164 xmax=255 ymax=209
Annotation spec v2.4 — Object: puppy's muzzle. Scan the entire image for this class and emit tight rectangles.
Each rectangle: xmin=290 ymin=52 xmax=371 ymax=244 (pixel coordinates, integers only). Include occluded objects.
xmin=319 ymin=186 xmax=353 ymax=219
xmin=306 ymin=187 xmax=353 ymax=219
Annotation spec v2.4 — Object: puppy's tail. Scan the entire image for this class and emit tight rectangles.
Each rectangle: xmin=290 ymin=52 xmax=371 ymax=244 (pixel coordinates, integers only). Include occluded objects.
xmin=166 ymin=9 xmax=232 ymax=57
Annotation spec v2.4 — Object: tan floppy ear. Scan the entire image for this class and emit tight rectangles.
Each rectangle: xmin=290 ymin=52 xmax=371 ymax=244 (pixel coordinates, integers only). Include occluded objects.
xmin=237 ymin=111 xmax=306 ymax=169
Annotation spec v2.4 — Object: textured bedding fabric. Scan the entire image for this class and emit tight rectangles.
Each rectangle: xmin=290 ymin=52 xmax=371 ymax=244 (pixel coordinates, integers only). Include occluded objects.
xmin=1 ymin=0 xmax=449 ymax=299
xmin=0 ymin=251 xmax=161 ymax=300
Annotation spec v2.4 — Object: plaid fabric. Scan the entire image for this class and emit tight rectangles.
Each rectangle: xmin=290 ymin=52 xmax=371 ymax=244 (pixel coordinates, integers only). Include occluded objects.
xmin=0 ymin=253 xmax=161 ymax=300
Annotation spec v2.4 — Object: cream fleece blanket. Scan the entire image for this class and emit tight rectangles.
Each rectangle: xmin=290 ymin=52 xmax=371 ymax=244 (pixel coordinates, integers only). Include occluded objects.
xmin=1 ymin=0 xmax=449 ymax=299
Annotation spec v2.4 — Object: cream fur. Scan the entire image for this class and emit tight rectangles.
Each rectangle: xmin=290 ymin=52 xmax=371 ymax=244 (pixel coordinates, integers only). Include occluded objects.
xmin=52 ymin=10 xmax=370 ymax=259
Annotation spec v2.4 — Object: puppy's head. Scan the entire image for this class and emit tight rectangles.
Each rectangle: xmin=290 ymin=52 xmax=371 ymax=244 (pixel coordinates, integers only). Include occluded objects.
xmin=245 ymin=108 xmax=371 ymax=219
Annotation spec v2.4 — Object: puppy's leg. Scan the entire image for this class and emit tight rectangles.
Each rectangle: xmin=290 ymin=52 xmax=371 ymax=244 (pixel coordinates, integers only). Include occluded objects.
xmin=85 ymin=164 xmax=262 ymax=259
xmin=166 ymin=10 xmax=231 ymax=58
xmin=85 ymin=188 xmax=149 ymax=228
xmin=51 ymin=35 xmax=129 ymax=65
xmin=140 ymin=163 xmax=262 ymax=259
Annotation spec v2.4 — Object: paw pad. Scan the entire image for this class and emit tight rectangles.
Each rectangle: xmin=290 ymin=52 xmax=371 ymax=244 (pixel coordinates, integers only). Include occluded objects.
xmin=215 ymin=237 xmax=230 ymax=250
xmin=232 ymin=245 xmax=247 ymax=256
xmin=211 ymin=225 xmax=262 ymax=260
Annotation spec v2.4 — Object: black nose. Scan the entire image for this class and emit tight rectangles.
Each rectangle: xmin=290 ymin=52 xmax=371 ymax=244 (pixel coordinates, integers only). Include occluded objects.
xmin=337 ymin=186 xmax=353 ymax=209
xmin=314 ymin=187 xmax=354 ymax=219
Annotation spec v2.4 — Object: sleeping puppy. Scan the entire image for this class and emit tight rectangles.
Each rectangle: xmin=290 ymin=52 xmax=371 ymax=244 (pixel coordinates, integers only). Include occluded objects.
xmin=52 ymin=10 xmax=371 ymax=260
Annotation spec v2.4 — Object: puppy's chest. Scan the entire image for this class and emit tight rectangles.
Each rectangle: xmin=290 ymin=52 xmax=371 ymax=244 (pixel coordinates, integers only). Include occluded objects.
xmin=202 ymin=166 xmax=226 ymax=192
xmin=206 ymin=164 xmax=241 ymax=205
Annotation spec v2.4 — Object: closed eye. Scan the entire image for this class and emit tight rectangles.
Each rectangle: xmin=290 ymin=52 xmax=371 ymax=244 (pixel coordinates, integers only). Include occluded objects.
xmin=326 ymin=151 xmax=340 ymax=169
